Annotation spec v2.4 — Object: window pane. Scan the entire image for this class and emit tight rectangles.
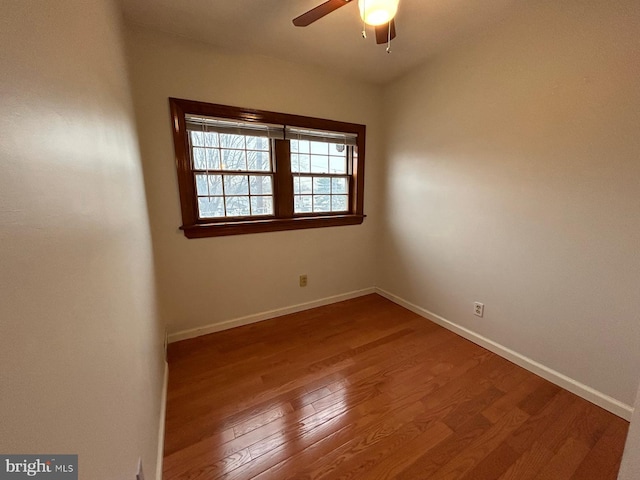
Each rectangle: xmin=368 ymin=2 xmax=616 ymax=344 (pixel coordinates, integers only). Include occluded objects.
xmin=291 ymin=139 xmax=310 ymax=154
xmin=196 ymin=174 xmax=223 ymax=196
xmin=220 ymin=133 xmax=245 ymax=149
xmin=247 ymin=150 xmax=271 ymax=171
xmin=310 ymin=141 xmax=328 ymax=155
xmin=196 ymin=174 xmax=208 ymax=195
xmin=193 ymin=147 xmax=206 ymax=169
xmin=331 ymin=177 xmax=348 ymax=194
xmin=313 ymin=177 xmax=331 ymax=194
xmin=294 ymin=195 xmax=312 ymax=213
xmin=206 ymin=149 xmax=221 ymax=170
xmin=208 ymin=175 xmax=224 ymax=195
xmin=291 ymin=153 xmax=300 ymax=173
xmin=332 ymin=195 xmax=349 ymax=212
xmin=250 ymin=196 xmax=273 ymax=216
xmin=245 ymin=136 xmax=269 ymax=151
xmin=298 ymin=154 xmax=310 ymax=173
xmin=297 ymin=176 xmax=312 ymax=194
xmin=225 ymin=196 xmax=251 ymax=216
xmin=224 ymin=175 xmax=249 ymax=195
xmin=190 ymin=131 xmax=205 ymax=147
xmin=249 ymin=175 xmax=273 ymax=195
xmin=329 ymin=143 xmax=347 ymax=157
xmin=313 ymin=195 xmax=331 ymax=212
xmin=204 ymin=132 xmax=219 ymax=148
xmin=310 ymin=155 xmax=328 ymax=174
xmin=329 ymin=156 xmax=346 ymax=174
xmin=221 ymin=149 xmax=246 ymax=170
xmin=198 ymin=197 xmax=225 ymax=218
xmin=192 ymin=147 xmax=221 ymax=170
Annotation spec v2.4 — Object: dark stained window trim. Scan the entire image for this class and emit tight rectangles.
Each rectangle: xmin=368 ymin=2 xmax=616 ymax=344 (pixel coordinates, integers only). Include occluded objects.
xmin=169 ymin=98 xmax=366 ymax=238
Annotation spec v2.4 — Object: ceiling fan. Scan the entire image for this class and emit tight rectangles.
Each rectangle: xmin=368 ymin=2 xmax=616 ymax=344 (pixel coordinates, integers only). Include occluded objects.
xmin=293 ymin=0 xmax=398 ymax=47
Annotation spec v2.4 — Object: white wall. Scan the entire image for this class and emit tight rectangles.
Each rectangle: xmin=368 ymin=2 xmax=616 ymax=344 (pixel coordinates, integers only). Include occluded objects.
xmin=0 ymin=1 xmax=165 ymax=478
xmin=379 ymin=0 xmax=640 ymax=409
xmin=124 ymin=26 xmax=383 ymax=336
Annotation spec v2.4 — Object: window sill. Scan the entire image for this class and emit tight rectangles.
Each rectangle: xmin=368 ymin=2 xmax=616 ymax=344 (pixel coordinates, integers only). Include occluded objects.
xmin=181 ymin=214 xmax=365 ymax=238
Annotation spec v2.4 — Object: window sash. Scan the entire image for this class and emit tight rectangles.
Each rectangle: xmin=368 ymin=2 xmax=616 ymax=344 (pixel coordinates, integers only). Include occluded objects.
xmin=293 ymin=173 xmax=351 ymax=216
xmin=191 ymin=163 xmax=276 ymax=220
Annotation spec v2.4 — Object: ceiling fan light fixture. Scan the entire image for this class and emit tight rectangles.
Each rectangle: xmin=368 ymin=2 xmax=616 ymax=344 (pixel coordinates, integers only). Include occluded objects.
xmin=358 ymin=0 xmax=399 ymax=26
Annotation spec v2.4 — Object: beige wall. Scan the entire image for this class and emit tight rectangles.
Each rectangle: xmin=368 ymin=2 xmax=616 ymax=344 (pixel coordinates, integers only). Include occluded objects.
xmin=379 ymin=0 xmax=640 ymax=407
xmin=124 ymin=26 xmax=383 ymax=335
xmin=0 ymin=1 xmax=165 ymax=478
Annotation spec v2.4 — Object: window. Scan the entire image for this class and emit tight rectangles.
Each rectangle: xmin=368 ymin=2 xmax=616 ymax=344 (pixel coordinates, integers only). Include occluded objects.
xmin=288 ymin=127 xmax=356 ymax=215
xmin=169 ymin=98 xmax=366 ymax=238
xmin=187 ymin=116 xmax=279 ymax=219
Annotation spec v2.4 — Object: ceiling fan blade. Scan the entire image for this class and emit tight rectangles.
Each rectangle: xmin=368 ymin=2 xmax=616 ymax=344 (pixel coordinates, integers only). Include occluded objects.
xmin=293 ymin=0 xmax=351 ymax=27
xmin=375 ymin=19 xmax=397 ymax=44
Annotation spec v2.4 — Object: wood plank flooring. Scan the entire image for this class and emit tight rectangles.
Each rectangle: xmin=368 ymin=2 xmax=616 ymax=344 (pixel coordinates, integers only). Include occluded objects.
xmin=163 ymin=294 xmax=629 ymax=479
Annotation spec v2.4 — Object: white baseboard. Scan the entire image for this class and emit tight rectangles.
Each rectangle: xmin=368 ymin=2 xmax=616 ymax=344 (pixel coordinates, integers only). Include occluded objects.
xmin=156 ymin=361 xmax=168 ymax=480
xmin=168 ymin=288 xmax=377 ymax=343
xmin=375 ymin=287 xmax=633 ymax=421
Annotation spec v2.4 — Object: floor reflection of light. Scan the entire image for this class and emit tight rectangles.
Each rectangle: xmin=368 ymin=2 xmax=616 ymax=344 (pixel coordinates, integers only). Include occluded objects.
xmin=232 ymin=382 xmax=351 ymax=473
xmin=303 ymin=382 xmax=352 ymax=439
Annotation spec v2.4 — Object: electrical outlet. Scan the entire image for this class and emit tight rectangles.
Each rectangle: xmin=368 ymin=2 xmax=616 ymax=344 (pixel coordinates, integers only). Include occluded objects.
xmin=474 ymin=302 xmax=484 ymax=317
xmin=299 ymin=274 xmax=308 ymax=287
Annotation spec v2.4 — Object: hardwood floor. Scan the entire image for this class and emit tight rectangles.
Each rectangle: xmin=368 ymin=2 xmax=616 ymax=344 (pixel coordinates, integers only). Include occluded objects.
xmin=163 ymin=294 xmax=629 ymax=479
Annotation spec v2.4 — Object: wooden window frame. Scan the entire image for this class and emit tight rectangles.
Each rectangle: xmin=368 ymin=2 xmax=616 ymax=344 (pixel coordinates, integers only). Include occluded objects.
xmin=169 ymin=98 xmax=366 ymax=238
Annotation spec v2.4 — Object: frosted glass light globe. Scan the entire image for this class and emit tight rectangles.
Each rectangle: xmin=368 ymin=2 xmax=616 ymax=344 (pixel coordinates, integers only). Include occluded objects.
xmin=358 ymin=0 xmax=399 ymax=26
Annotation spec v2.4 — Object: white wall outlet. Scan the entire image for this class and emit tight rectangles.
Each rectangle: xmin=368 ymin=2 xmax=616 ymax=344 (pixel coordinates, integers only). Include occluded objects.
xmin=299 ymin=274 xmax=308 ymax=287
xmin=474 ymin=302 xmax=484 ymax=317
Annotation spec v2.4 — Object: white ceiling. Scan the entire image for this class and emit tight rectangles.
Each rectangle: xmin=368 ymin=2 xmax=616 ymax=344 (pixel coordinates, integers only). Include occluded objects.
xmin=119 ymin=0 xmax=521 ymax=84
